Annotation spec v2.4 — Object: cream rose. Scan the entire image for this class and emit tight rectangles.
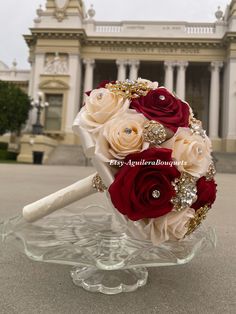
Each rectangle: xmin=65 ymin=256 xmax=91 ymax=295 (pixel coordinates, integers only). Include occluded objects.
xmin=77 ymin=88 xmax=129 ymax=133
xmin=161 ymin=127 xmax=212 ymax=178
xmin=143 ymin=208 xmax=195 ymax=246
xmin=136 ymin=78 xmax=159 ymax=90
xmin=95 ymin=110 xmax=149 ymax=162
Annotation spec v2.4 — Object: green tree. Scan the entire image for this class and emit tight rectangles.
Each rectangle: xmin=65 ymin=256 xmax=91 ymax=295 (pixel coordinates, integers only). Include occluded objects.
xmin=0 ymin=81 xmax=31 ymax=135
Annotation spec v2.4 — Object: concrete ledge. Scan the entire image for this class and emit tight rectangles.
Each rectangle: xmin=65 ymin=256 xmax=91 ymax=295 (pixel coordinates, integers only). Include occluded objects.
xmin=0 ymin=134 xmax=10 ymax=143
xmin=17 ymin=134 xmax=58 ymax=164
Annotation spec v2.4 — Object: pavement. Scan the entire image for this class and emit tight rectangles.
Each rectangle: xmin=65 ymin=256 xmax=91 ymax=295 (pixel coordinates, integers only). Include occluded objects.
xmin=0 ymin=164 xmax=235 ymax=314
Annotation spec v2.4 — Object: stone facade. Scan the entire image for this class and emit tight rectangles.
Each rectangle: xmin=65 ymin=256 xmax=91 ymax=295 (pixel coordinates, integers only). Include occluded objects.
xmin=1 ymin=0 xmax=236 ymax=153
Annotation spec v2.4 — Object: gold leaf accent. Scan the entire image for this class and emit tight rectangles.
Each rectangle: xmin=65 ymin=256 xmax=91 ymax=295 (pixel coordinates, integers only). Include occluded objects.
xmin=185 ymin=205 xmax=210 ymax=236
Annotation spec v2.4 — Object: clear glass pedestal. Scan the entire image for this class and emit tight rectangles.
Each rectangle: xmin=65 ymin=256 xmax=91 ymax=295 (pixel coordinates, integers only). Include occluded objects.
xmin=0 ymin=205 xmax=216 ymax=295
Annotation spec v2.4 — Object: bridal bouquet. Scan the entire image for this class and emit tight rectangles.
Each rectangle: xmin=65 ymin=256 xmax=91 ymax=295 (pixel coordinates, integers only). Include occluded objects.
xmin=74 ymin=78 xmax=217 ymax=246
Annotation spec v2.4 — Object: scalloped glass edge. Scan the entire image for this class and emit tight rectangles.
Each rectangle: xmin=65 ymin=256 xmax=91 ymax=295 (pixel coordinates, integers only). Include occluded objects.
xmin=0 ymin=205 xmax=216 ymax=270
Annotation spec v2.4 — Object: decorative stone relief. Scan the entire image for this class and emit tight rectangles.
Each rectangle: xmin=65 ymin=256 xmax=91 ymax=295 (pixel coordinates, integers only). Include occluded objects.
xmin=44 ymin=53 xmax=68 ymax=74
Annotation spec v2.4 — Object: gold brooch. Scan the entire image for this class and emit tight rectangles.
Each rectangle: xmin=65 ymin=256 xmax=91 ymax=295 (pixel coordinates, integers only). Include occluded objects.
xmin=106 ymin=79 xmax=152 ymax=99
xmin=92 ymin=174 xmax=107 ymax=192
xmin=143 ymin=120 xmax=167 ymax=145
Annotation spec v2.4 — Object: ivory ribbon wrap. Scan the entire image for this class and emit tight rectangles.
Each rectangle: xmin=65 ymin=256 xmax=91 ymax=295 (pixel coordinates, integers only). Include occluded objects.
xmin=73 ymin=119 xmax=115 ymax=187
xmin=72 ymin=120 xmax=95 ymax=158
xmin=23 ymin=174 xmax=96 ymax=222
xmin=22 ymin=122 xmax=115 ymax=223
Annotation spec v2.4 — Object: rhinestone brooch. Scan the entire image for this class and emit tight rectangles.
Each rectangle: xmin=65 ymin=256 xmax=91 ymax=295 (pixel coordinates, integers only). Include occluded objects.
xmin=206 ymin=162 xmax=216 ymax=181
xmin=143 ymin=120 xmax=167 ymax=145
xmin=171 ymin=172 xmax=198 ymax=212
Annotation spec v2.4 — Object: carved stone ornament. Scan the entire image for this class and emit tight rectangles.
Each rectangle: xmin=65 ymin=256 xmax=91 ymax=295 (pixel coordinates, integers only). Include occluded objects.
xmin=54 ymin=0 xmax=69 ymax=21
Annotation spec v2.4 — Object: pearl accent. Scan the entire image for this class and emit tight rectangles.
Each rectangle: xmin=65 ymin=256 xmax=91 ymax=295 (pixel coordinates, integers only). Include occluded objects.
xmin=159 ymin=95 xmax=166 ymax=101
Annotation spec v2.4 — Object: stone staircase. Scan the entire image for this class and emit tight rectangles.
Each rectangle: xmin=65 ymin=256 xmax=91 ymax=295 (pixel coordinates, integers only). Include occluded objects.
xmin=46 ymin=144 xmax=90 ymax=166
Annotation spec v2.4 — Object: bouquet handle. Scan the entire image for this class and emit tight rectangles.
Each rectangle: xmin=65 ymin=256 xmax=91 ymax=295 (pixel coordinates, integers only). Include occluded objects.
xmin=23 ymin=174 xmax=96 ymax=222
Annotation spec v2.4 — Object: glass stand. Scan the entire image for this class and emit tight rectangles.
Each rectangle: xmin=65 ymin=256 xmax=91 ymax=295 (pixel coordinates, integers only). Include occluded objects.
xmin=70 ymin=266 xmax=148 ymax=294
xmin=0 ymin=205 xmax=216 ymax=295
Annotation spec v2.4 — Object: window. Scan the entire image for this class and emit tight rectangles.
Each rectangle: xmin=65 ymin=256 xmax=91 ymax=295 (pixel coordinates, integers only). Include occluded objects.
xmin=44 ymin=94 xmax=63 ymax=131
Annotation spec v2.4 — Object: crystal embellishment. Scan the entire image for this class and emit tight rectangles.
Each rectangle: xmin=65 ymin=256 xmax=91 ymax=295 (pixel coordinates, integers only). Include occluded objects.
xmin=124 ymin=128 xmax=132 ymax=135
xmin=152 ymin=190 xmax=161 ymax=199
xmin=143 ymin=120 xmax=167 ymax=145
xmin=189 ymin=117 xmax=206 ymax=138
xmin=206 ymin=162 xmax=216 ymax=181
xmin=159 ymin=95 xmax=166 ymax=101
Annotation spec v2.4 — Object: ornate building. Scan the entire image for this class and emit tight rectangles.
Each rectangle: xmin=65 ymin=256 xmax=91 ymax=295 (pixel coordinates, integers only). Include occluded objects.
xmin=1 ymin=0 xmax=236 ymax=159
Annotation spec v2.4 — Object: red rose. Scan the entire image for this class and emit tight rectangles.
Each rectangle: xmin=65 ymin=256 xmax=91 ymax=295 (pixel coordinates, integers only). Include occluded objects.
xmin=192 ymin=177 xmax=217 ymax=210
xmin=108 ymin=148 xmax=180 ymax=221
xmin=130 ymin=87 xmax=190 ymax=132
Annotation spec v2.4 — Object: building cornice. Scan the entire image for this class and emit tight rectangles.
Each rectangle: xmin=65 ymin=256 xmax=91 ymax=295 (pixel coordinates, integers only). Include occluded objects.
xmin=24 ymin=28 xmax=87 ymax=47
xmin=222 ymin=31 xmax=236 ymax=44
xmin=23 ymin=28 xmax=232 ymax=50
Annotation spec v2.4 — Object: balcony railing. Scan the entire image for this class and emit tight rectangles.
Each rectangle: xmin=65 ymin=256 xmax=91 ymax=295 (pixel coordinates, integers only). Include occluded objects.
xmin=92 ymin=21 xmax=220 ymax=37
xmin=95 ymin=25 xmax=123 ymax=33
xmin=185 ymin=24 xmax=215 ymax=34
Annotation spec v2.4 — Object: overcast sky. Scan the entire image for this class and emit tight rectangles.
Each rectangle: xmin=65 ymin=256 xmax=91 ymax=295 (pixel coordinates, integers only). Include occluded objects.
xmin=0 ymin=0 xmax=230 ymax=68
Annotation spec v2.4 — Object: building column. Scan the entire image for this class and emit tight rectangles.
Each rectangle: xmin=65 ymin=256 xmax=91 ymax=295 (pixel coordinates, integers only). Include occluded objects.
xmin=129 ymin=60 xmax=140 ymax=81
xmin=209 ymin=61 xmax=223 ymax=139
xmin=83 ymin=59 xmax=95 ymax=99
xmin=65 ymin=54 xmax=82 ymax=136
xmin=222 ymin=58 xmax=236 ymax=152
xmin=164 ymin=61 xmax=175 ymax=92
xmin=116 ymin=60 xmax=128 ymax=81
xmin=176 ymin=61 xmax=188 ymax=100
